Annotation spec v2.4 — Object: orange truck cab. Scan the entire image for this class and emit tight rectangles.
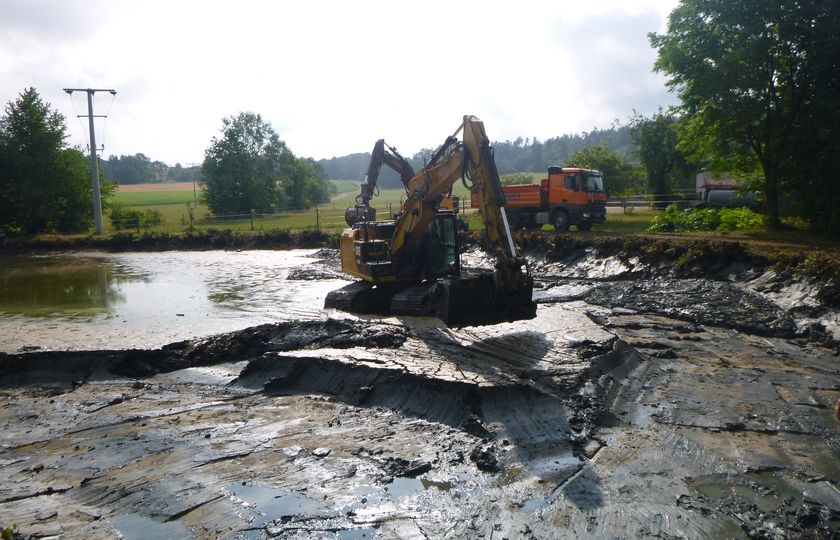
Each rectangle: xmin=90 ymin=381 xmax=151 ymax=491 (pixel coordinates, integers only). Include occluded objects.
xmin=472 ymin=167 xmax=607 ymax=231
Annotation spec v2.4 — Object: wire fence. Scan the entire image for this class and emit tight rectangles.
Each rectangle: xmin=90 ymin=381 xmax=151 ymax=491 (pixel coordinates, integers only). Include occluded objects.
xmin=607 ymin=189 xmax=701 ymax=212
xmin=105 ymin=200 xmax=413 ymax=234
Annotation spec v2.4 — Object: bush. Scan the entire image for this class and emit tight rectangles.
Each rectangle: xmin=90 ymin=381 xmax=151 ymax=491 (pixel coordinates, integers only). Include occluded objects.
xmin=109 ymin=203 xmax=164 ymax=230
xmin=718 ymin=207 xmax=764 ymax=231
xmin=648 ymin=204 xmax=763 ymax=233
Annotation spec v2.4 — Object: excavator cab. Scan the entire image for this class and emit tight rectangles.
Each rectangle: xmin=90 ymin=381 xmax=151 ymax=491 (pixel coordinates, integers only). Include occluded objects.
xmin=419 ymin=211 xmax=460 ymax=279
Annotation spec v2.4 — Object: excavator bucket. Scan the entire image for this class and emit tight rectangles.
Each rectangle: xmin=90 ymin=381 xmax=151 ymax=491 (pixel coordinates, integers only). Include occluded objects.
xmin=324 ymin=275 xmax=537 ymax=327
xmin=436 ymin=274 xmax=537 ymax=327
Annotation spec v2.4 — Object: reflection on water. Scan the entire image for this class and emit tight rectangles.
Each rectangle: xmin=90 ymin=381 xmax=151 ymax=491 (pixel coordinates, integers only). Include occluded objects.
xmin=0 ymin=256 xmax=146 ymax=317
xmin=0 ymin=250 xmax=347 ymax=352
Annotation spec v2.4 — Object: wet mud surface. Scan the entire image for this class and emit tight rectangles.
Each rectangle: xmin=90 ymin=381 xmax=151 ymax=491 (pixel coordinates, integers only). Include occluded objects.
xmin=1 ymin=244 xmax=840 ymax=539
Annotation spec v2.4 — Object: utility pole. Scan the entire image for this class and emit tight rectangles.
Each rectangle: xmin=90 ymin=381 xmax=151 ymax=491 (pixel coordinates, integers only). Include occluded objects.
xmin=63 ymin=88 xmax=116 ymax=234
xmin=186 ymin=162 xmax=199 ymax=209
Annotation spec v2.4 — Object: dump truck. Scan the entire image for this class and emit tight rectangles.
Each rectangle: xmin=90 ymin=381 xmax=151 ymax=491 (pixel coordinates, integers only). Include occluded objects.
xmin=471 ymin=167 xmax=607 ymax=231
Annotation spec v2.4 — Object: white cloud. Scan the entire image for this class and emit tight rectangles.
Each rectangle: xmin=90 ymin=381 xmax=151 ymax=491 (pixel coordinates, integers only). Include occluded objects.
xmin=0 ymin=0 xmax=679 ymax=165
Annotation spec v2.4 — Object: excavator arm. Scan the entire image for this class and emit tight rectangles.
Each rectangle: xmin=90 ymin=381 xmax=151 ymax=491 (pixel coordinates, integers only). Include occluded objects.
xmin=391 ymin=117 xmax=529 ymax=290
xmin=345 ymin=139 xmax=415 ymax=226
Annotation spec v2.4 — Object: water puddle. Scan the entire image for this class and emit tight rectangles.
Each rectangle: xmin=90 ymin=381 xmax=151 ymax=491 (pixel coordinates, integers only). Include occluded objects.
xmin=0 ymin=250 xmax=346 ymax=352
xmin=688 ymin=473 xmax=789 ymax=513
xmin=347 ymin=476 xmax=453 ymax=517
xmin=110 ymin=513 xmax=192 ymax=540
xmin=384 ymin=477 xmax=451 ymax=498
xmin=336 ymin=528 xmax=378 ymax=539
xmin=226 ymin=482 xmax=329 ymax=526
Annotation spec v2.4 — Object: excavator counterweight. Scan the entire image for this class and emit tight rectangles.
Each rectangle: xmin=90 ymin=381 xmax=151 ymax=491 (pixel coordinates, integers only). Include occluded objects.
xmin=324 ymin=116 xmax=536 ymax=327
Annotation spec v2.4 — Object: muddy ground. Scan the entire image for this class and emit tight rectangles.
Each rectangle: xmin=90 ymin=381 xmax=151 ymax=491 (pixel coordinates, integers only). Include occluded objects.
xmin=1 ymin=238 xmax=839 ymax=539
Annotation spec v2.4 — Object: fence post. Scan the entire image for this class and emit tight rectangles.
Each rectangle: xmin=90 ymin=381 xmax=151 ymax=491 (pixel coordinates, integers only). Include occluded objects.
xmin=316 ymin=206 xmax=320 ymax=229
xmin=250 ymin=209 xmax=255 ymax=231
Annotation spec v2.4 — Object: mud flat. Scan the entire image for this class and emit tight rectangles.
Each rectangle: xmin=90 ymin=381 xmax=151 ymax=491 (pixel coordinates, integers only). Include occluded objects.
xmin=1 ymin=243 xmax=839 ymax=539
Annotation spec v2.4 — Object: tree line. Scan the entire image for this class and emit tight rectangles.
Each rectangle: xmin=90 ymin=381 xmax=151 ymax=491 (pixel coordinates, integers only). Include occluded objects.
xmin=316 ymin=125 xmax=639 ymax=191
xmin=102 ymin=154 xmax=200 ymax=185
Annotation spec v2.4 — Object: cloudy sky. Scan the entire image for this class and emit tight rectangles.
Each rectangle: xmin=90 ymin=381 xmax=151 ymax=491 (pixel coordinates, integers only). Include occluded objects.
xmin=0 ymin=0 xmax=679 ymax=165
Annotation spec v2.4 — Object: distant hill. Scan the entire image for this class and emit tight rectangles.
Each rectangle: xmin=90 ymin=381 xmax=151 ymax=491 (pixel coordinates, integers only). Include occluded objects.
xmin=315 ymin=125 xmax=636 ymax=188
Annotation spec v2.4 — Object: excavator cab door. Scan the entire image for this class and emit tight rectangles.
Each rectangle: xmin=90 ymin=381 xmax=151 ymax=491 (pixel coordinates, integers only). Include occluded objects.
xmin=421 ymin=212 xmax=461 ymax=279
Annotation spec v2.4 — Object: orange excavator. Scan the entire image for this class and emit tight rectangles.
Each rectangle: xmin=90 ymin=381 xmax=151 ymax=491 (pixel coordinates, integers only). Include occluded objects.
xmin=324 ymin=116 xmax=536 ymax=327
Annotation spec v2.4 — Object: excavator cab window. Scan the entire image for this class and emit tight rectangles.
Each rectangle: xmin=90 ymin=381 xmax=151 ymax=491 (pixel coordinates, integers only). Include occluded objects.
xmin=423 ymin=213 xmax=460 ymax=278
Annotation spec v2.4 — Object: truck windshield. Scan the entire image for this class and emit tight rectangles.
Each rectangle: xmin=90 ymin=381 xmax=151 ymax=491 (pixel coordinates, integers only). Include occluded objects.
xmin=583 ymin=174 xmax=604 ymax=192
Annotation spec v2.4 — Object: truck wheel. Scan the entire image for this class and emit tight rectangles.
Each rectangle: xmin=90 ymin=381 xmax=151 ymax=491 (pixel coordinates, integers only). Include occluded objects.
xmin=504 ymin=208 xmax=520 ymax=230
xmin=551 ymin=210 xmax=569 ymax=232
xmin=577 ymin=220 xmax=593 ymax=231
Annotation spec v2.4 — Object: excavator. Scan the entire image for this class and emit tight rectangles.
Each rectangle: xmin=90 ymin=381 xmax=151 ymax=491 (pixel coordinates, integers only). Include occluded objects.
xmin=324 ymin=116 xmax=536 ymax=327
xmin=346 ymin=138 xmax=467 ymax=230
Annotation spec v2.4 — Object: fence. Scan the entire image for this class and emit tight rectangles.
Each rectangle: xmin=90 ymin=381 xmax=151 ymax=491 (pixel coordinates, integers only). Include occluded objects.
xmin=106 ymin=200 xmax=411 ymax=233
xmin=607 ymin=190 xmax=701 ymax=212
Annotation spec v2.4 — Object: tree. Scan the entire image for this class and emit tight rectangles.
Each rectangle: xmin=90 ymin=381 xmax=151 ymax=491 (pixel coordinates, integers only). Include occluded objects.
xmin=201 ymin=112 xmax=294 ymax=214
xmin=650 ymin=0 xmax=840 ymax=229
xmin=567 ymin=143 xmax=643 ymax=197
xmin=630 ymin=111 xmax=692 ymax=197
xmin=0 ymin=87 xmax=111 ymax=233
xmin=202 ymin=113 xmax=334 ymax=215
xmin=285 ymin=158 xmax=334 ymax=208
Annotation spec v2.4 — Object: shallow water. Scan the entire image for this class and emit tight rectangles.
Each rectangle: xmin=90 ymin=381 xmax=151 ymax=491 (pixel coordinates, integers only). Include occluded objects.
xmin=0 ymin=250 xmax=345 ymax=352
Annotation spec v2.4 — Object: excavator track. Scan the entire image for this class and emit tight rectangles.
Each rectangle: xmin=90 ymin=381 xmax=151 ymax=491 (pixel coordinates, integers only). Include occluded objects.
xmin=324 ymin=281 xmax=392 ymax=315
xmin=325 ymin=277 xmax=536 ymax=327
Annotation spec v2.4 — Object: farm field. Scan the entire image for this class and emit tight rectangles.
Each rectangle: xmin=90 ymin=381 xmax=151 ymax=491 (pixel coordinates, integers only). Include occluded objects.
xmin=109 ymin=180 xmax=363 ymax=233
xmin=109 ymin=180 xmax=485 ymax=234
xmin=117 ymin=181 xmax=197 ymax=193
xmin=108 ymin=179 xmax=677 ymax=235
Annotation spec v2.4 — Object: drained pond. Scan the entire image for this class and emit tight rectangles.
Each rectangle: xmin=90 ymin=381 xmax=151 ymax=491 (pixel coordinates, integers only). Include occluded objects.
xmin=1 ymin=241 xmax=838 ymax=538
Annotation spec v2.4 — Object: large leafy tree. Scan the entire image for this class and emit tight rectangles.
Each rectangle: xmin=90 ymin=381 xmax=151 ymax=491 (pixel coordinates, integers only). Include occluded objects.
xmin=0 ymin=88 xmax=109 ymax=233
xmin=202 ymin=112 xmax=334 ymax=215
xmin=567 ymin=143 xmax=643 ymax=197
xmin=202 ymin=112 xmax=293 ymax=214
xmin=630 ymin=111 xmax=692 ymax=197
xmin=650 ymin=0 xmax=840 ymax=230
xmin=285 ymin=158 xmax=334 ymax=209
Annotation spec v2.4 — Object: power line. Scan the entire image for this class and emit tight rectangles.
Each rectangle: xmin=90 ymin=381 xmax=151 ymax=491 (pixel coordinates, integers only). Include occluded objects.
xmin=63 ymin=88 xmax=117 ymax=235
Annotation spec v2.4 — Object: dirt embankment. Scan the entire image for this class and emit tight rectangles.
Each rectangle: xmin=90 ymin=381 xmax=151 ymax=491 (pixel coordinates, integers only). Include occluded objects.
xmin=1 ymin=236 xmax=839 ymax=539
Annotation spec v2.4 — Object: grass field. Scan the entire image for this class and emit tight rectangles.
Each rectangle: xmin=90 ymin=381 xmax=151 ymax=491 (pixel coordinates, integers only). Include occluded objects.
xmin=113 ymin=191 xmax=199 ymax=206
xmin=108 ymin=180 xmax=663 ymax=234
xmin=117 ymin=182 xmax=197 ymax=193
